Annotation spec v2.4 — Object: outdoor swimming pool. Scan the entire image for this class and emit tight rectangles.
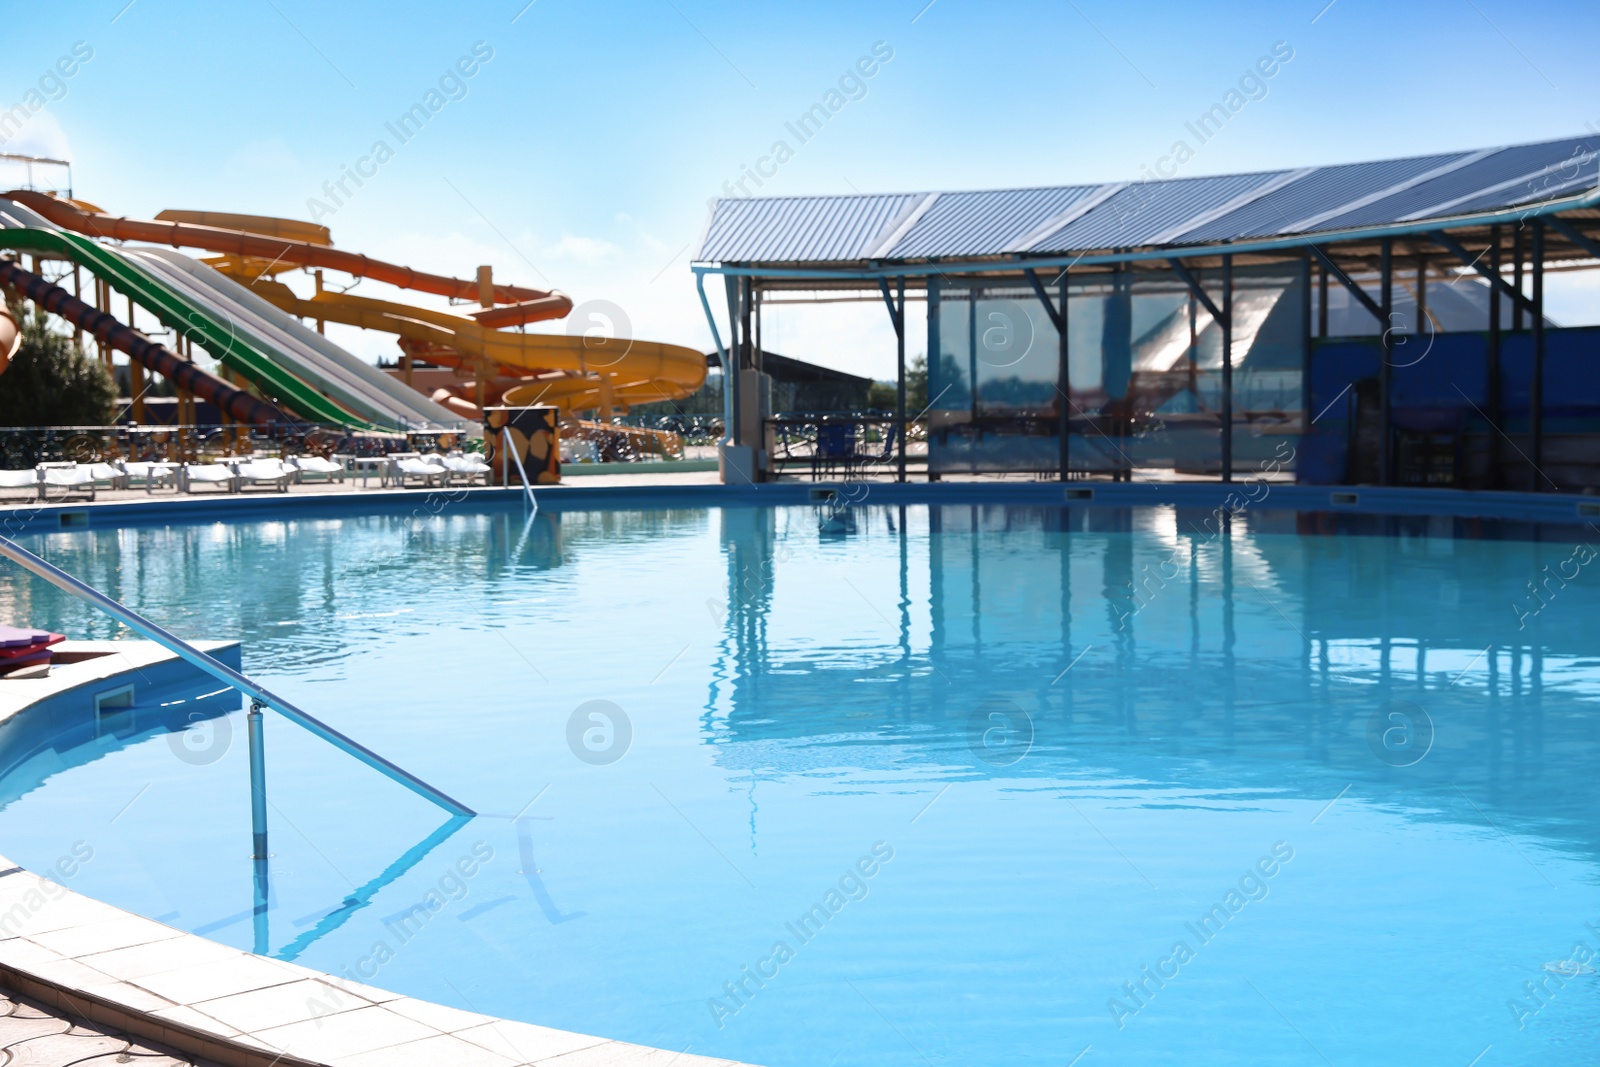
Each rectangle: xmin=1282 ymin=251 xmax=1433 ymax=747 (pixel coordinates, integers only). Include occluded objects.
xmin=0 ymin=501 xmax=1596 ymax=1066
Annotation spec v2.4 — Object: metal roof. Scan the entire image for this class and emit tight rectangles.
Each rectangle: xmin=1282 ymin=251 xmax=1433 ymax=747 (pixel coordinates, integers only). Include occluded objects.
xmin=693 ymin=135 xmax=1599 ymax=266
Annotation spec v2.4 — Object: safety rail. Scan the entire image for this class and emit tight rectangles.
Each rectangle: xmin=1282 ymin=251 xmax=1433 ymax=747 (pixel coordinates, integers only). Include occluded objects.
xmin=0 ymin=534 xmax=473 ymax=816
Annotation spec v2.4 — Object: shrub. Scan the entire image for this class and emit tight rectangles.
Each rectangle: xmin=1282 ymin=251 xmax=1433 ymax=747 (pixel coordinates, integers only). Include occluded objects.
xmin=0 ymin=301 xmax=117 ymax=426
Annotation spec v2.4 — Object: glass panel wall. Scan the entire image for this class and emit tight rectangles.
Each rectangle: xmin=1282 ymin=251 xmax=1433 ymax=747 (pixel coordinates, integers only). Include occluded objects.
xmin=925 ymin=263 xmax=1305 ymax=477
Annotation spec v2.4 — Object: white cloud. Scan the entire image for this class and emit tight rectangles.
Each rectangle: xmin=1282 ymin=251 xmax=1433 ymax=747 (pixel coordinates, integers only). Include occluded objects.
xmin=0 ymin=110 xmax=73 ymax=168
xmin=541 ymin=233 xmax=618 ymax=263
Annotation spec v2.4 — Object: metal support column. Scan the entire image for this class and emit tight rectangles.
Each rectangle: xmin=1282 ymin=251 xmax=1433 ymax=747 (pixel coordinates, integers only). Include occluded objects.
xmin=1487 ymin=227 xmax=1502 ymax=488
xmin=723 ymin=276 xmax=743 ymax=449
xmin=1221 ymin=255 xmax=1233 ymax=483
xmin=1300 ymin=255 xmax=1313 ymax=437
xmin=1058 ymin=274 xmax=1070 ymax=480
xmin=878 ymin=276 xmax=908 ymax=483
xmin=1379 ymin=238 xmax=1393 ymax=487
xmin=1531 ymin=219 xmax=1545 ymax=484
xmin=1512 ymin=226 xmax=1525 ymax=331
xmin=1168 ymin=257 xmax=1231 ymax=482
xmin=1415 ymin=255 xmax=1428 ymax=335
xmin=1025 ymin=268 xmax=1071 ymax=482
xmin=927 ymin=276 xmax=941 ymax=482
xmin=895 ymin=277 xmax=907 ymax=482
xmin=1317 ymin=261 xmax=1329 ymax=338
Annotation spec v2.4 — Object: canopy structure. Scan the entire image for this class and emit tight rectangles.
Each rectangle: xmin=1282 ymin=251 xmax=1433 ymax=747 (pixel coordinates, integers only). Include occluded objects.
xmin=693 ymin=135 xmax=1600 ymax=489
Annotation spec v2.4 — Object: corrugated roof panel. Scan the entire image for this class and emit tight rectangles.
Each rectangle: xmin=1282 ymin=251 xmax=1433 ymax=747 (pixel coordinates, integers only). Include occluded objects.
xmin=691 ymin=135 xmax=1600 ymax=264
xmin=887 ymin=185 xmax=1101 ymax=258
xmin=1030 ymin=171 xmax=1285 ymax=253
xmin=1443 ymin=165 xmax=1599 ymax=218
xmin=1175 ymin=152 xmax=1467 ymax=242
xmin=696 ymin=194 xmax=919 ymax=262
xmin=1317 ymin=138 xmax=1596 ymax=230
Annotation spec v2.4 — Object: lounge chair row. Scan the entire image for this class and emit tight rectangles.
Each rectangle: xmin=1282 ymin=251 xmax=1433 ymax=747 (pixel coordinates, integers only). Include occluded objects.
xmin=0 ymin=451 xmax=495 ymax=501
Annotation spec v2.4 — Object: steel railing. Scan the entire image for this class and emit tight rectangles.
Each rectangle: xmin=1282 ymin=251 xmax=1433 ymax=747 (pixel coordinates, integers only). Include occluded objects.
xmin=0 ymin=535 xmax=473 ymax=817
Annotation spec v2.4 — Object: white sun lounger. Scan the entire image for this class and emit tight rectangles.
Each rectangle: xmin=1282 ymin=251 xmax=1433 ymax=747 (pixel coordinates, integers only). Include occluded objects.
xmin=235 ymin=458 xmax=294 ymax=493
xmin=390 ymin=453 xmax=449 ymax=488
xmin=180 ymin=463 xmax=237 ymax=494
xmin=289 ymin=454 xmax=345 ymax=484
xmin=85 ymin=462 xmax=123 ymax=490
xmin=38 ymin=463 xmax=96 ymax=502
xmin=0 ymin=469 xmax=40 ymax=499
xmin=118 ymin=461 xmax=178 ymax=493
xmin=441 ymin=452 xmax=492 ymax=486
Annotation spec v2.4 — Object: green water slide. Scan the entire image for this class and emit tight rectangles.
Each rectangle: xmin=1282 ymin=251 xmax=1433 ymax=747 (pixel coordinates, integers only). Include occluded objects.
xmin=0 ymin=228 xmax=370 ymax=427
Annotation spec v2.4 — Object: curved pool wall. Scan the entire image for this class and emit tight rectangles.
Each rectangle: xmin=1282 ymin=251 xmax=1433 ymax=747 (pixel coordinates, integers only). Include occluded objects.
xmin=1 ymin=478 xmax=1598 ymax=534
xmin=1 ymin=480 xmax=1599 ymax=1067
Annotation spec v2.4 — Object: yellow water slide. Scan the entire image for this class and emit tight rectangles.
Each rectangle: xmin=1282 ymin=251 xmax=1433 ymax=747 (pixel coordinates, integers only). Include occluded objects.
xmin=233 ymin=276 xmax=706 ymax=415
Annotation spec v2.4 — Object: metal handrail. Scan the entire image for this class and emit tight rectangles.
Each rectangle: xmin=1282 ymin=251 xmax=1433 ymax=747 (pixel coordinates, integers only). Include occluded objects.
xmin=0 ymin=535 xmax=474 ymax=816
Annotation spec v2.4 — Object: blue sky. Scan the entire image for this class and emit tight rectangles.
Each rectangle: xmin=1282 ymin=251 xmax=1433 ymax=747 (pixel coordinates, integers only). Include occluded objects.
xmin=3 ymin=0 xmax=1598 ymax=378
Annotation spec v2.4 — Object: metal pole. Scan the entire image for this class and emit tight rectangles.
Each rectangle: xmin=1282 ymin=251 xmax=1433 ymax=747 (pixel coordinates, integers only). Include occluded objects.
xmin=248 ymin=701 xmax=268 ymax=859
xmin=1300 ymin=255 xmax=1312 ymax=439
xmin=1221 ymin=255 xmax=1233 ymax=483
xmin=1415 ymin=255 xmax=1428 ymax=335
xmin=1379 ymin=238 xmax=1394 ymax=486
xmin=1059 ymin=272 xmax=1071 ymax=481
xmin=1512 ymin=226 xmax=1525 ymax=331
xmin=693 ymin=271 xmax=733 ymax=459
xmin=247 ymin=698 xmax=271 ymax=954
xmin=1532 ymin=219 xmax=1545 ymax=485
xmin=927 ymin=276 xmax=941 ymax=482
xmin=0 ymin=536 xmax=474 ymax=816
xmin=895 ymin=276 xmax=906 ymax=483
xmin=1317 ymin=260 xmax=1329 ymax=338
xmin=512 ymin=435 xmax=538 ymax=510
xmin=1487 ymin=227 xmax=1502 ymax=489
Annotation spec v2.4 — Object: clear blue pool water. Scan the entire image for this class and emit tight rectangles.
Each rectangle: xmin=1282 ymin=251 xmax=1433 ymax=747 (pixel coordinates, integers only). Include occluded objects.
xmin=1 ymin=502 xmax=1598 ymax=1066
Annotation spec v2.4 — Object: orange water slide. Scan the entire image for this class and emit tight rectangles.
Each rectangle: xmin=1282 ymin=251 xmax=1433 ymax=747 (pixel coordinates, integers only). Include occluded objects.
xmin=235 ymin=279 xmax=706 ymax=414
xmin=3 ymin=190 xmax=571 ymax=324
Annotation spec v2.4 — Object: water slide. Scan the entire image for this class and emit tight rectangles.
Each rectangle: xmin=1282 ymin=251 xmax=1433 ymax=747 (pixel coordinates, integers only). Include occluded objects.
xmin=4 ymin=191 xmax=707 ymax=417
xmin=0 ymin=212 xmax=360 ymax=425
xmin=0 ymin=257 xmax=291 ymax=427
xmin=5 ymin=191 xmax=572 ymax=326
xmin=120 ymin=249 xmax=465 ymax=430
xmin=0 ymin=198 xmax=468 ymax=430
xmin=237 ymin=280 xmax=708 ymax=415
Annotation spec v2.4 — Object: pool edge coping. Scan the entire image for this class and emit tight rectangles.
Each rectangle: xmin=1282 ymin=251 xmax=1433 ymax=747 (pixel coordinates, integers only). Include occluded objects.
xmin=0 ymin=643 xmax=755 ymax=1067
xmin=2 ymin=478 xmax=1599 ymax=533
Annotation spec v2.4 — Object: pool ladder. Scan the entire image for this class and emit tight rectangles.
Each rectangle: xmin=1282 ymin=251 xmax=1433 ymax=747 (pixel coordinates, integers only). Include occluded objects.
xmin=0 ymin=535 xmax=475 ymax=823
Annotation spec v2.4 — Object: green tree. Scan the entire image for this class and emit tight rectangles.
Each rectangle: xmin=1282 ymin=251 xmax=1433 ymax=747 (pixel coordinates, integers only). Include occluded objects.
xmin=869 ymin=353 xmax=930 ymax=413
xmin=0 ymin=302 xmax=117 ymax=426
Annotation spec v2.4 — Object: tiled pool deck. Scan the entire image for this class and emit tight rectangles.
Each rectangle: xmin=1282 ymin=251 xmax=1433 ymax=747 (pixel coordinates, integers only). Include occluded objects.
xmin=0 ymin=982 xmax=222 ymax=1066
xmin=0 ymin=643 xmax=752 ymax=1067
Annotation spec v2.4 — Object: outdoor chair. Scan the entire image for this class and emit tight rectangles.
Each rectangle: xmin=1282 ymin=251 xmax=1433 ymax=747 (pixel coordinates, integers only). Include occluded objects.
xmin=289 ymin=455 xmax=345 ymax=484
xmin=38 ymin=462 xmax=96 ymax=502
xmin=441 ymin=451 xmax=492 ymax=486
xmin=118 ymin=460 xmax=178 ymax=493
xmin=389 ymin=452 xmax=449 ymax=488
xmin=0 ymin=469 xmax=40 ymax=500
xmin=85 ymin=462 xmax=124 ymax=491
xmin=180 ymin=463 xmax=237 ymax=494
xmin=812 ymin=422 xmax=858 ymax=480
xmin=234 ymin=458 xmax=294 ymax=493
